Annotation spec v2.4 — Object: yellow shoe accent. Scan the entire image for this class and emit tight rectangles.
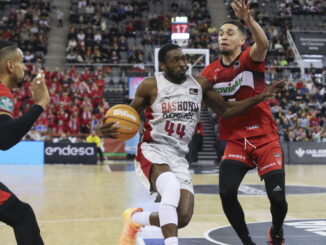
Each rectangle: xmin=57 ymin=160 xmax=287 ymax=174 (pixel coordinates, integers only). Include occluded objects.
xmin=119 ymin=208 xmax=143 ymax=245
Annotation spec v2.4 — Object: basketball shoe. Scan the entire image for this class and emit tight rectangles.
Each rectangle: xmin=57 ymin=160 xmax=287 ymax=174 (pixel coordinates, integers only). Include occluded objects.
xmin=268 ymin=226 xmax=284 ymax=245
xmin=119 ymin=208 xmax=143 ymax=245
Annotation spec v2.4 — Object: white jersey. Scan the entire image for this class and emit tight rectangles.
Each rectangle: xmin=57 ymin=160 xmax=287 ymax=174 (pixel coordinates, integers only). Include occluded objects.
xmin=140 ymin=72 xmax=202 ymax=154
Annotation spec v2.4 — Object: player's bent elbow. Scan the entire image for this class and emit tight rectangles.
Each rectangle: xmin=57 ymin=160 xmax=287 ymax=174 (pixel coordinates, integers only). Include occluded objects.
xmin=0 ymin=143 xmax=12 ymax=151
xmin=0 ymin=137 xmax=14 ymax=151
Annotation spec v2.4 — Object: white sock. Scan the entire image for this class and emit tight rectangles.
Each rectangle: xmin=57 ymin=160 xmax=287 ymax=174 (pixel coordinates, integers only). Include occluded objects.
xmin=131 ymin=211 xmax=151 ymax=226
xmin=164 ymin=237 xmax=178 ymax=245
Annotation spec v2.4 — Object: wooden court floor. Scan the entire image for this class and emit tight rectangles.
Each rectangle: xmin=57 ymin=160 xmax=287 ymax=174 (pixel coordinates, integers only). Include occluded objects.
xmin=0 ymin=163 xmax=325 ymax=245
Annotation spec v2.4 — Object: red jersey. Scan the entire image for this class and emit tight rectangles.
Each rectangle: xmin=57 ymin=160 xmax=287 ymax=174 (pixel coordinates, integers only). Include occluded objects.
xmin=201 ymin=47 xmax=278 ymax=140
xmin=0 ymin=83 xmax=14 ymax=117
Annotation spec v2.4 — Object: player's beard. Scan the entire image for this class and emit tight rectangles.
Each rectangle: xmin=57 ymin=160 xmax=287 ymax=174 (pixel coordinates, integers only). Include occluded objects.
xmin=166 ymin=68 xmax=187 ymax=83
xmin=220 ymin=49 xmax=233 ymax=56
xmin=13 ymin=73 xmax=25 ymax=88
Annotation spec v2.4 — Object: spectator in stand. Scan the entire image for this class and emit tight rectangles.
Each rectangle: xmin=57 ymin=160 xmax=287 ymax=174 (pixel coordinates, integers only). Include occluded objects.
xmin=59 ymin=132 xmax=71 ymax=143
xmin=56 ymin=8 xmax=63 ymax=27
xmin=90 ymin=84 xmax=102 ymax=114
xmin=81 ymin=106 xmax=93 ymax=133
xmin=310 ymin=111 xmax=320 ymax=127
xmin=56 ymin=119 xmax=66 ymax=134
xmin=68 ymin=111 xmax=80 ymax=134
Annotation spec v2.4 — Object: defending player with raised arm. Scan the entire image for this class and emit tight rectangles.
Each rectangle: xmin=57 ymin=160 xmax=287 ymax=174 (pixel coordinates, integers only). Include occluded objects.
xmin=115 ymin=44 xmax=284 ymax=245
xmin=0 ymin=40 xmax=49 ymax=245
xmin=201 ymin=1 xmax=288 ymax=244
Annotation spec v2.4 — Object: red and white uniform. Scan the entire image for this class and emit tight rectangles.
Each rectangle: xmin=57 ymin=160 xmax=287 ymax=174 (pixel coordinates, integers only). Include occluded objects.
xmin=201 ymin=47 xmax=283 ymax=176
xmin=135 ymin=72 xmax=202 ymax=193
xmin=0 ymin=83 xmax=14 ymax=208
xmin=0 ymin=83 xmax=14 ymax=117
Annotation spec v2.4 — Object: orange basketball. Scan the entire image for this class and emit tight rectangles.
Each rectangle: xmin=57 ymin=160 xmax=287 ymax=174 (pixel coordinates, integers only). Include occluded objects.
xmin=105 ymin=104 xmax=140 ymax=141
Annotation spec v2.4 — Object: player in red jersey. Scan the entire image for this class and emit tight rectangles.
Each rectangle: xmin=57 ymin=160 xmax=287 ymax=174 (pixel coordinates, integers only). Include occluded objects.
xmin=201 ymin=1 xmax=287 ymax=245
xmin=0 ymin=39 xmax=49 ymax=245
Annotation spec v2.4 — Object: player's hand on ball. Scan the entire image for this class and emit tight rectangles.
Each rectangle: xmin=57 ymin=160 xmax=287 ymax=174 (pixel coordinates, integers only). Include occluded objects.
xmin=31 ymin=70 xmax=50 ymax=110
xmin=95 ymin=120 xmax=120 ymax=138
xmin=260 ymin=79 xmax=286 ymax=101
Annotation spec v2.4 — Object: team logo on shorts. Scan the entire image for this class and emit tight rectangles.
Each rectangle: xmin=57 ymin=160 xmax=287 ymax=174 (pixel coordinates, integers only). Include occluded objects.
xmin=274 ymin=153 xmax=282 ymax=165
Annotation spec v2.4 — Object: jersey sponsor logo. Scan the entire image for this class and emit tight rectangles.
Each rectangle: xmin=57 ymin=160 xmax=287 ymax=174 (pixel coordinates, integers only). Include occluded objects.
xmin=163 ymin=111 xmax=195 ymax=119
xmin=213 ymin=71 xmax=254 ymax=96
xmin=234 ymin=60 xmax=240 ymax=70
xmin=189 ymin=88 xmax=198 ymax=95
xmin=161 ymin=101 xmax=199 ymax=113
xmin=245 ymin=124 xmax=259 ymax=130
xmin=0 ymin=96 xmax=13 ymax=113
xmin=113 ymin=109 xmax=137 ymax=122
xmin=45 ymin=145 xmax=94 ymax=156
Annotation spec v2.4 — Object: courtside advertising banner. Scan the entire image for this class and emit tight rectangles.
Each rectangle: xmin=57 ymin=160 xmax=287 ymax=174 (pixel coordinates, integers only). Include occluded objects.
xmin=44 ymin=142 xmax=97 ymax=164
xmin=0 ymin=141 xmax=44 ymax=165
xmin=292 ymin=32 xmax=326 ymax=55
xmin=288 ymin=142 xmax=326 ymax=164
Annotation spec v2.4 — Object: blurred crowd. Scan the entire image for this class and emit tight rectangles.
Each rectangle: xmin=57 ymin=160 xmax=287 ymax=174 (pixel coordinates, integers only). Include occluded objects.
xmin=0 ymin=0 xmax=51 ymax=63
xmin=0 ymin=0 xmax=325 ymax=144
xmin=66 ymin=0 xmax=215 ymax=66
xmin=13 ymin=64 xmax=110 ymax=136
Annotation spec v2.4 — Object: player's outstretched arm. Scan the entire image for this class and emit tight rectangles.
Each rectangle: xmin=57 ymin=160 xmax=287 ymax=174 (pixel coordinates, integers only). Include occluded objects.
xmin=199 ymin=77 xmax=285 ymax=119
xmin=129 ymin=77 xmax=154 ymax=113
xmin=95 ymin=77 xmax=154 ymax=138
xmin=232 ymin=0 xmax=269 ymax=62
xmin=0 ymin=72 xmax=49 ymax=150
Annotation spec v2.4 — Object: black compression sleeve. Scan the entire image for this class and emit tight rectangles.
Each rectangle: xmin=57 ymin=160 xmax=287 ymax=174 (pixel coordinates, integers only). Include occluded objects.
xmin=0 ymin=105 xmax=44 ymax=150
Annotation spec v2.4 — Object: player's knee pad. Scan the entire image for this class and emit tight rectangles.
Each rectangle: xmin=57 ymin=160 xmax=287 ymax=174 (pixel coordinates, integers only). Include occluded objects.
xmin=159 ymin=202 xmax=178 ymax=227
xmin=0 ymin=199 xmax=36 ymax=227
xmin=156 ymin=172 xmax=180 ymax=227
xmin=156 ymin=171 xmax=180 ymax=208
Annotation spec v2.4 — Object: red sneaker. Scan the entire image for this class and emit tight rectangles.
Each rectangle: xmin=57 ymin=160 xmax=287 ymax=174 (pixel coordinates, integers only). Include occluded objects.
xmin=268 ymin=226 xmax=284 ymax=245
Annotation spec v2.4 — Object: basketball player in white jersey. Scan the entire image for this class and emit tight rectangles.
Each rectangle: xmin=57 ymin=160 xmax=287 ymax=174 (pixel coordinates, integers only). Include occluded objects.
xmin=111 ymin=44 xmax=285 ymax=245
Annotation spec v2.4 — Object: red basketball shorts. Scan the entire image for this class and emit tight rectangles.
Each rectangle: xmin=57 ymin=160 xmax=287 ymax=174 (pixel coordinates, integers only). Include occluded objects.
xmin=222 ymin=134 xmax=284 ymax=176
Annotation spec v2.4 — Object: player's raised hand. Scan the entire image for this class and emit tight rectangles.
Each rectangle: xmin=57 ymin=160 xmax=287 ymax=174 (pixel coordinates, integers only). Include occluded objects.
xmin=260 ymin=79 xmax=286 ymax=101
xmin=95 ymin=119 xmax=120 ymax=138
xmin=31 ymin=70 xmax=50 ymax=110
xmin=231 ymin=0 xmax=253 ymax=23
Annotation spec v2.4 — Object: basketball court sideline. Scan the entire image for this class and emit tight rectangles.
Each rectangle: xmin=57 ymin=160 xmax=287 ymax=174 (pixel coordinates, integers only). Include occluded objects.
xmin=0 ymin=163 xmax=325 ymax=245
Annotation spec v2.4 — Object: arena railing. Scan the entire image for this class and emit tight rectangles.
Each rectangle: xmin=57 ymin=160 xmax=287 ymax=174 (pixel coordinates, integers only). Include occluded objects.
xmin=287 ymin=30 xmax=305 ymax=78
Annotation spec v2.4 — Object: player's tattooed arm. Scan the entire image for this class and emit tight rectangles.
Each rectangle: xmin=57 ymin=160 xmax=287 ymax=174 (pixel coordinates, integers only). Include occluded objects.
xmin=130 ymin=77 xmax=156 ymax=113
xmin=198 ymin=76 xmax=285 ymax=119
